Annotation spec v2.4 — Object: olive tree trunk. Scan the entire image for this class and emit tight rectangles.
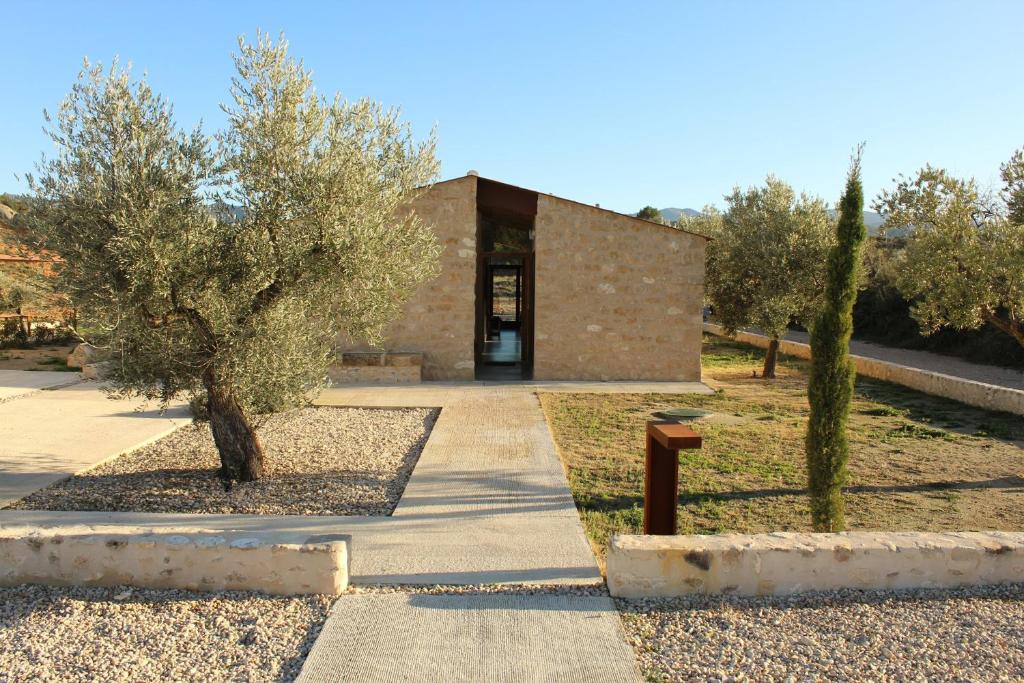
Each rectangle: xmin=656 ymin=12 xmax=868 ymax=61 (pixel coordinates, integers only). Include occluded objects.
xmin=202 ymin=368 xmax=264 ymax=486
xmin=761 ymin=337 xmax=780 ymax=378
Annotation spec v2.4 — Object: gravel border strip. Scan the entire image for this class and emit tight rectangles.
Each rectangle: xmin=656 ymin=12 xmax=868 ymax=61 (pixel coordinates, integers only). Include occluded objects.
xmin=0 ymin=584 xmax=334 ymax=683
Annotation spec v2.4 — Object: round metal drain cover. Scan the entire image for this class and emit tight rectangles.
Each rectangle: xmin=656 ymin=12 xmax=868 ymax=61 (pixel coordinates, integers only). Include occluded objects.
xmin=652 ymin=407 xmax=711 ymax=422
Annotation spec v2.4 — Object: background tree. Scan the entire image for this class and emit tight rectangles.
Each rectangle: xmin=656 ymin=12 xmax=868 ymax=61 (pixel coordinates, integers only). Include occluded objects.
xmin=805 ymin=148 xmax=867 ymax=532
xmin=0 ymin=194 xmax=33 ymax=214
xmin=873 ymin=149 xmax=1024 ymax=350
xmin=682 ymin=177 xmax=834 ymax=378
xmin=0 ymin=265 xmax=54 ymax=340
xmin=635 ymin=205 xmax=663 ymax=223
xmin=26 ymin=34 xmax=440 ymax=486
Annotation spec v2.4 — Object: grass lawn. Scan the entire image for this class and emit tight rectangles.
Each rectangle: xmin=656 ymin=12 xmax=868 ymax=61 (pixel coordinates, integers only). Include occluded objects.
xmin=541 ymin=335 xmax=1024 ymax=558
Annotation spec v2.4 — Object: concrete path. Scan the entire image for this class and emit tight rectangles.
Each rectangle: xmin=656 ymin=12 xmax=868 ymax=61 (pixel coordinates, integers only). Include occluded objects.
xmin=302 ymin=382 xmax=662 ymax=681
xmin=297 ymin=593 xmax=641 ymax=683
xmin=0 ymin=377 xmax=190 ymax=507
xmin=0 ymin=369 xmax=80 ymax=402
xmin=0 ymin=383 xmax=711 ymax=583
xmin=313 ymin=382 xmax=709 ymax=585
xmin=779 ymin=329 xmax=1024 ymax=390
xmin=2 ymin=380 xmax=709 ymax=682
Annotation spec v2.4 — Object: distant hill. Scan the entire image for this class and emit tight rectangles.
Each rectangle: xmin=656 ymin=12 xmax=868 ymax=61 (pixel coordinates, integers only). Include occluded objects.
xmin=827 ymin=210 xmax=886 ymax=236
xmin=660 ymin=206 xmax=887 ymax=235
xmin=658 ymin=207 xmax=700 ymax=223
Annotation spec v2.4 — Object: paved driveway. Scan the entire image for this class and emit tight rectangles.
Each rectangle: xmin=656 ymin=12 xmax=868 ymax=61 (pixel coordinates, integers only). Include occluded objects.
xmin=0 ymin=369 xmax=80 ymax=402
xmin=0 ymin=375 xmax=189 ymax=507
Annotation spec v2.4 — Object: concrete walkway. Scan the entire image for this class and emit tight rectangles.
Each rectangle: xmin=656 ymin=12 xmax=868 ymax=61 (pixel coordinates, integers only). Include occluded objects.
xmin=0 ymin=375 xmax=190 ymax=507
xmin=299 ymin=382 xmax=683 ymax=682
xmin=0 ymin=369 xmax=80 ymax=402
xmin=298 ymin=593 xmax=642 ymax=683
xmin=1 ymin=380 xmax=709 ymax=682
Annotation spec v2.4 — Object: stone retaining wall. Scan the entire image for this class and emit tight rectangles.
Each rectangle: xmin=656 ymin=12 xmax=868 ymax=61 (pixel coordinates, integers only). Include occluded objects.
xmin=607 ymin=531 xmax=1024 ymax=598
xmin=704 ymin=323 xmax=1024 ymax=416
xmin=0 ymin=526 xmax=350 ymax=595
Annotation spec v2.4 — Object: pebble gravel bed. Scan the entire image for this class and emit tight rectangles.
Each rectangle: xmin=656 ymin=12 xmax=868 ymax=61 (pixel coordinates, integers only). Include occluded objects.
xmin=0 ymin=584 xmax=333 ymax=683
xmin=7 ymin=406 xmax=437 ymax=516
xmin=617 ymin=583 xmax=1024 ymax=682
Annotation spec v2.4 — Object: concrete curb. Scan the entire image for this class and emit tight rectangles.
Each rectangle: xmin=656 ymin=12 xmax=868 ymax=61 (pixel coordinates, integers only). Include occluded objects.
xmin=607 ymin=531 xmax=1024 ymax=598
xmin=704 ymin=323 xmax=1024 ymax=416
xmin=0 ymin=525 xmax=350 ymax=595
xmin=61 ymin=413 xmax=191 ymax=478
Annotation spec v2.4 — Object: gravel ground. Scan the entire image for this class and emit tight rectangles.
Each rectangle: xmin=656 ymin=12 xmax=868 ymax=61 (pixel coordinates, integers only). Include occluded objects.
xmin=7 ymin=407 xmax=437 ymax=515
xmin=618 ymin=583 xmax=1024 ymax=682
xmin=0 ymin=584 xmax=333 ymax=683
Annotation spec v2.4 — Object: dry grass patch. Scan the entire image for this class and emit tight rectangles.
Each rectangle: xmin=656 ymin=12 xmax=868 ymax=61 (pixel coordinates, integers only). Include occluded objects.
xmin=0 ymin=343 xmax=77 ymax=371
xmin=541 ymin=336 xmax=1024 ymax=557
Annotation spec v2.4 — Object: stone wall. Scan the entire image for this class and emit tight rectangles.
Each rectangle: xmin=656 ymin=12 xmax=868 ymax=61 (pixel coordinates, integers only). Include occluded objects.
xmin=336 ymin=176 xmax=709 ymax=381
xmin=339 ymin=176 xmax=478 ymax=381
xmin=607 ymin=531 xmax=1024 ymax=598
xmin=327 ymin=352 xmax=422 ymax=385
xmin=533 ymin=195 xmax=706 ymax=381
xmin=704 ymin=323 xmax=1024 ymax=416
xmin=0 ymin=526 xmax=350 ymax=596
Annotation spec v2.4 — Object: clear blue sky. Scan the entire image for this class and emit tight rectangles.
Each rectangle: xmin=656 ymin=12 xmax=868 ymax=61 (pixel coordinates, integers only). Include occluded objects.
xmin=3 ymin=1 xmax=1022 ymax=214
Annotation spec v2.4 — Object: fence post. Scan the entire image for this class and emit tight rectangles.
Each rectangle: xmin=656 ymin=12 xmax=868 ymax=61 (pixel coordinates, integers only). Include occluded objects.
xmin=644 ymin=421 xmax=702 ymax=535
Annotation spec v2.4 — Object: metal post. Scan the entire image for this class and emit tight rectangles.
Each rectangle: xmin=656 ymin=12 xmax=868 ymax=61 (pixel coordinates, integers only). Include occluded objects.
xmin=644 ymin=421 xmax=702 ymax=535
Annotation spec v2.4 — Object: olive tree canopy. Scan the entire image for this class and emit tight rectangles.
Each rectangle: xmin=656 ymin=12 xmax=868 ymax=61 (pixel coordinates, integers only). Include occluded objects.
xmin=874 ymin=151 xmax=1024 ymax=349
xmin=681 ymin=177 xmax=834 ymax=378
xmin=26 ymin=34 xmax=440 ymax=485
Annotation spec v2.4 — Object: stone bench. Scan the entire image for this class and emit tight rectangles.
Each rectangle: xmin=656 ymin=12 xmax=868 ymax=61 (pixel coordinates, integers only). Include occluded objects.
xmin=328 ymin=351 xmax=422 ymax=385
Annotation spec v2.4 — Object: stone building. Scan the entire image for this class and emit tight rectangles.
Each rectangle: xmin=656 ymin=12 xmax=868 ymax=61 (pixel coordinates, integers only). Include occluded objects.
xmin=335 ymin=173 xmax=707 ymax=382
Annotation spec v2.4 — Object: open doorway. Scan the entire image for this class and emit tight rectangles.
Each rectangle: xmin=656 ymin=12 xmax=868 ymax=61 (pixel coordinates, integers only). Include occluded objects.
xmin=474 ymin=180 xmax=536 ymax=380
xmin=478 ymin=255 xmax=532 ymax=379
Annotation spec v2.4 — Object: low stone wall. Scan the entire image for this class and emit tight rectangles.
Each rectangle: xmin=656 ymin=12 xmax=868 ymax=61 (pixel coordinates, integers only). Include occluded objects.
xmin=0 ymin=526 xmax=350 ymax=596
xmin=704 ymin=323 xmax=1024 ymax=416
xmin=328 ymin=351 xmax=422 ymax=385
xmin=607 ymin=531 xmax=1024 ymax=598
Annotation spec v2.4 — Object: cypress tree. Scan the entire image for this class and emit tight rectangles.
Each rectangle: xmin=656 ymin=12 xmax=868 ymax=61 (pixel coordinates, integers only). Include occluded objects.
xmin=805 ymin=147 xmax=867 ymax=531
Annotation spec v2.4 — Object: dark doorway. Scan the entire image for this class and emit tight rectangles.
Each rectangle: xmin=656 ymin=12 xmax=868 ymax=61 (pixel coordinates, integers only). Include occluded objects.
xmin=477 ymin=254 xmax=534 ymax=379
xmin=474 ymin=180 xmax=537 ymax=380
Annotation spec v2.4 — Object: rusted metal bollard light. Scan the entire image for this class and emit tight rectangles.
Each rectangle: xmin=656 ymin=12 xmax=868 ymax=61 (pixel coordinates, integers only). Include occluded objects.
xmin=644 ymin=420 xmax=702 ymax=535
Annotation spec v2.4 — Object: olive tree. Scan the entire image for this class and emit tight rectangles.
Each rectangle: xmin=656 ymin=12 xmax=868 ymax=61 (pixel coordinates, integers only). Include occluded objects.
xmin=682 ymin=177 xmax=834 ymax=378
xmin=874 ymin=150 xmax=1024 ymax=349
xmin=26 ymin=34 xmax=440 ymax=486
xmin=0 ymin=264 xmax=53 ymax=339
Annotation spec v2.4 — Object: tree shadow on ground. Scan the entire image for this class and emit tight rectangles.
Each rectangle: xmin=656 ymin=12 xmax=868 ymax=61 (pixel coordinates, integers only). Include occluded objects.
xmin=584 ymin=476 xmax=1024 ymax=515
xmin=855 ymin=377 xmax=1024 ymax=444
